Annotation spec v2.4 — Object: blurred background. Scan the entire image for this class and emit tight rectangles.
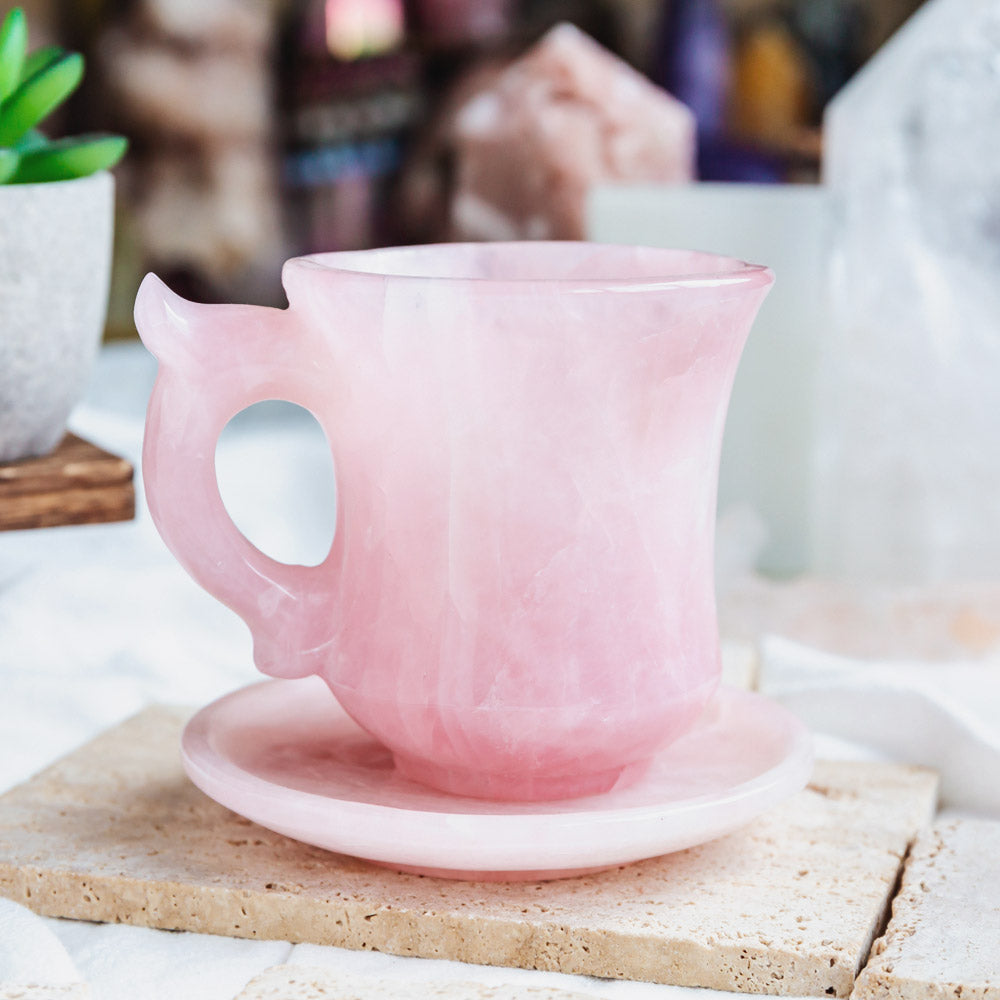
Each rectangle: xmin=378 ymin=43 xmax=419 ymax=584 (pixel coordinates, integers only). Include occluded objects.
xmin=14 ymin=0 xmax=923 ymax=338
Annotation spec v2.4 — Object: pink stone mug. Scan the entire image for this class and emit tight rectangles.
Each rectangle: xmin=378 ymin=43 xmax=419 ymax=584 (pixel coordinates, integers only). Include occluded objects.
xmin=136 ymin=243 xmax=772 ymax=802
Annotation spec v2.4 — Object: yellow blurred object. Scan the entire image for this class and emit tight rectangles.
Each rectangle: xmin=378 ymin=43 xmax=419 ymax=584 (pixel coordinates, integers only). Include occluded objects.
xmin=729 ymin=18 xmax=813 ymax=147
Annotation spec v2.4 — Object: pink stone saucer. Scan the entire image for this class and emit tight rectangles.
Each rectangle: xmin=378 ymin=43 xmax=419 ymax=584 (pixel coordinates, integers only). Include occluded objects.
xmin=181 ymin=678 xmax=813 ymax=881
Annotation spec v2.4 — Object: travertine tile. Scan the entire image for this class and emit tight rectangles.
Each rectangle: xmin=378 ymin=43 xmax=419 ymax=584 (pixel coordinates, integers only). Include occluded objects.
xmin=0 ymin=707 xmax=938 ymax=997
xmin=854 ymin=816 xmax=1000 ymax=1000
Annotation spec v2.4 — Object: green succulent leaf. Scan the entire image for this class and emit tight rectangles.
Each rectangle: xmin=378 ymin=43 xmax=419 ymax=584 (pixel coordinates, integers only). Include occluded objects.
xmin=7 ymin=132 xmax=127 ymax=183
xmin=0 ymin=147 xmax=19 ymax=183
xmin=0 ymin=7 xmax=28 ymax=102
xmin=12 ymin=126 xmax=46 ymax=151
xmin=0 ymin=51 xmax=84 ymax=147
xmin=0 ymin=10 xmax=128 ymax=186
xmin=19 ymin=44 xmax=64 ymax=85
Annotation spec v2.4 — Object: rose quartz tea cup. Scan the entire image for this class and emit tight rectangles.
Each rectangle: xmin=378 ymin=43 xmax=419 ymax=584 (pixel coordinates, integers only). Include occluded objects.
xmin=136 ymin=242 xmax=772 ymax=802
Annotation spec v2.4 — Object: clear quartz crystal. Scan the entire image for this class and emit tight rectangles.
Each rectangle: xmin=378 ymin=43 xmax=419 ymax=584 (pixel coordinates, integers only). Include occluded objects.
xmin=815 ymin=0 xmax=1000 ymax=581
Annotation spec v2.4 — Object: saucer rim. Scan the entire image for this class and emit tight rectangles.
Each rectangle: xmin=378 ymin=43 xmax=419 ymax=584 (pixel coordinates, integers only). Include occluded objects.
xmin=181 ymin=680 xmax=814 ymax=873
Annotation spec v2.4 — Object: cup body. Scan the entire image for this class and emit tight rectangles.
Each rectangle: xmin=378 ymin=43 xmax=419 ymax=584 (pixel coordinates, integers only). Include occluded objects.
xmin=137 ymin=242 xmax=772 ymax=801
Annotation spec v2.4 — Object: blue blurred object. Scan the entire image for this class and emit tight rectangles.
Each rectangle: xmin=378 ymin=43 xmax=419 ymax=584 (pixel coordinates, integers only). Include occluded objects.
xmin=697 ymin=139 xmax=785 ymax=183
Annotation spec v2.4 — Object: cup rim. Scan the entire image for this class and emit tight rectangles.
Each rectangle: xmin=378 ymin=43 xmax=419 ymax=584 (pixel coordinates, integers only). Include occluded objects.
xmin=286 ymin=241 xmax=773 ymax=291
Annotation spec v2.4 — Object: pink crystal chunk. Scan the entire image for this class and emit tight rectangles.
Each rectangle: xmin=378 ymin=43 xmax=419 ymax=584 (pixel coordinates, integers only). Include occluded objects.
xmin=451 ymin=23 xmax=696 ymax=241
xmin=136 ymin=243 xmax=771 ymax=802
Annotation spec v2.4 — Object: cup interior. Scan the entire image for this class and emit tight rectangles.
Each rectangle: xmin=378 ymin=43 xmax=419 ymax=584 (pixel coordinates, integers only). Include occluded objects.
xmin=295 ymin=242 xmax=770 ymax=287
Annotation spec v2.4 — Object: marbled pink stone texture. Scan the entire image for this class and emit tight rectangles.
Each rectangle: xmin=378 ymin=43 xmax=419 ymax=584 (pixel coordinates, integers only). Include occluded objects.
xmin=451 ymin=23 xmax=696 ymax=241
xmin=182 ymin=678 xmax=813 ymax=878
xmin=136 ymin=243 xmax=771 ymax=801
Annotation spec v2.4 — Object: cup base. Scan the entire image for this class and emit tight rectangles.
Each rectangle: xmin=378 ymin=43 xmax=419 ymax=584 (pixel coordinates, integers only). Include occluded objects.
xmin=391 ymin=751 xmax=653 ymax=802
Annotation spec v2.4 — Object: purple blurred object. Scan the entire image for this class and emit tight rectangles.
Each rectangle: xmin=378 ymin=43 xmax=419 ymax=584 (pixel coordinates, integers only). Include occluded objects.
xmin=652 ymin=0 xmax=730 ymax=141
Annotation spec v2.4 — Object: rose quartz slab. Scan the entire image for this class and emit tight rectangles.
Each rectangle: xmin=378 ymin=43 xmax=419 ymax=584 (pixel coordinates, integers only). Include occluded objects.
xmin=451 ymin=23 xmax=696 ymax=240
xmin=181 ymin=678 xmax=813 ymax=880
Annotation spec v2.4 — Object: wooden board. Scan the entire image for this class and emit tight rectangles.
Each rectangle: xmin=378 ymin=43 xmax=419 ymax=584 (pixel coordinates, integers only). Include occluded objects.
xmin=0 ymin=705 xmax=939 ymax=997
xmin=0 ymin=433 xmax=134 ymax=530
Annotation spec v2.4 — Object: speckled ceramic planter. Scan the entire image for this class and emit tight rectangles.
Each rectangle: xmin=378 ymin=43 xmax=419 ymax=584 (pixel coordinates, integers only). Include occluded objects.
xmin=0 ymin=171 xmax=114 ymax=462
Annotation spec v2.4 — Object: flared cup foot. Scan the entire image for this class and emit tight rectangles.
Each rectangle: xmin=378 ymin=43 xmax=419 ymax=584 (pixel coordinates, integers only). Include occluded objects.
xmin=391 ymin=752 xmax=652 ymax=802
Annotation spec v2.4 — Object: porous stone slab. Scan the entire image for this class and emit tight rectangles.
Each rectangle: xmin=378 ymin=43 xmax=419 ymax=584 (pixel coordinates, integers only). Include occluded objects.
xmin=0 ymin=707 xmax=938 ymax=997
xmin=235 ymin=966 xmax=594 ymax=999
xmin=854 ymin=816 xmax=1000 ymax=1000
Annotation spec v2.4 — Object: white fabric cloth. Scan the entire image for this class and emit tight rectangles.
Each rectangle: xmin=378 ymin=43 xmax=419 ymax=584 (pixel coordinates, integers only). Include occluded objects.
xmin=0 ymin=899 xmax=84 ymax=995
xmin=1 ymin=343 xmax=998 ymax=999
xmin=760 ymin=636 xmax=1000 ymax=815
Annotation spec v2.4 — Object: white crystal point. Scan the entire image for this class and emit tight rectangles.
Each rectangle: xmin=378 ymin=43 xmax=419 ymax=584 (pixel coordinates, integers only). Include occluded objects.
xmin=815 ymin=0 xmax=1000 ymax=582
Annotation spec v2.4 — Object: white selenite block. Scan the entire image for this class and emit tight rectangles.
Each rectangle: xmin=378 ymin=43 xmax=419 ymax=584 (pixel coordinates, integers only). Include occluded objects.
xmin=588 ymin=182 xmax=830 ymax=577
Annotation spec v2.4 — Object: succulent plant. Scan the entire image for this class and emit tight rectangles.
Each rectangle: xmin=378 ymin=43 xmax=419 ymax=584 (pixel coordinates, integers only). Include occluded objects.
xmin=0 ymin=7 xmax=126 ymax=184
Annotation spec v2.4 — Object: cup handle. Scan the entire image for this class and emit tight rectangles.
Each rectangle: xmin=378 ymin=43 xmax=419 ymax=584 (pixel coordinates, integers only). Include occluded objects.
xmin=136 ymin=273 xmax=338 ymax=679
